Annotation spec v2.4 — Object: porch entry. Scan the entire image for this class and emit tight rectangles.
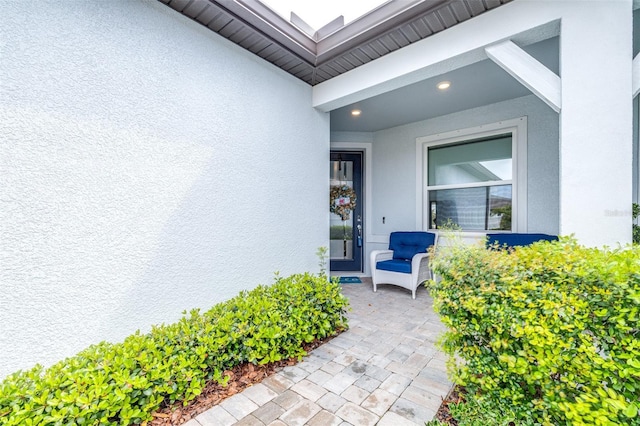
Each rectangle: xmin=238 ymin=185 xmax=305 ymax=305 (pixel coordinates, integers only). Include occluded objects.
xmin=330 ymin=151 xmax=363 ymax=272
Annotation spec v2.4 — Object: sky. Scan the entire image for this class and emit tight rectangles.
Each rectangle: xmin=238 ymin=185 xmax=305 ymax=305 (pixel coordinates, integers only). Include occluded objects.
xmin=262 ymin=0 xmax=388 ymax=31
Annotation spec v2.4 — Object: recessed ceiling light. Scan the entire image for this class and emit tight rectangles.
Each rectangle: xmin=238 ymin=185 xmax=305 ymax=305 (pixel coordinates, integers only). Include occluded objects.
xmin=351 ymin=109 xmax=362 ymax=116
xmin=437 ymin=81 xmax=451 ymax=90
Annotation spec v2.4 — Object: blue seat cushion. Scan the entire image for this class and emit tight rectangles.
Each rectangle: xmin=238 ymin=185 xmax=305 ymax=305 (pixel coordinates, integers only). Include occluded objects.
xmin=389 ymin=231 xmax=436 ymax=261
xmin=486 ymin=233 xmax=559 ymax=249
xmin=376 ymin=259 xmax=412 ymax=274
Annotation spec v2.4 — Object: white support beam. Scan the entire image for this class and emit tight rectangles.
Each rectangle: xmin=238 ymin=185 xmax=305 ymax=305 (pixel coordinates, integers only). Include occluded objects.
xmin=633 ymin=53 xmax=640 ymax=98
xmin=312 ymin=0 xmax=567 ymax=112
xmin=485 ymin=40 xmax=561 ymax=113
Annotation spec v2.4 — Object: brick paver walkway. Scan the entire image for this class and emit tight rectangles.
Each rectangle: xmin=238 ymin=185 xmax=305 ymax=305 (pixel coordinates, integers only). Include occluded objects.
xmin=185 ymin=278 xmax=452 ymax=426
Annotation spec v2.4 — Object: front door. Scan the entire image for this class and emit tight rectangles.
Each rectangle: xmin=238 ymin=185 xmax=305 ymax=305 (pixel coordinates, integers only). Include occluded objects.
xmin=330 ymin=152 xmax=363 ymax=272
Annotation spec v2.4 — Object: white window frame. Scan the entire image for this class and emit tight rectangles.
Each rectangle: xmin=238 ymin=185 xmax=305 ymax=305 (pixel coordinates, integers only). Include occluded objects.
xmin=415 ymin=117 xmax=528 ymax=233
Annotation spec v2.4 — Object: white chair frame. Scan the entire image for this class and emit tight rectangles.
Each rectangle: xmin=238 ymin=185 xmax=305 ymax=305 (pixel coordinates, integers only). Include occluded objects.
xmin=370 ymin=234 xmax=438 ymax=299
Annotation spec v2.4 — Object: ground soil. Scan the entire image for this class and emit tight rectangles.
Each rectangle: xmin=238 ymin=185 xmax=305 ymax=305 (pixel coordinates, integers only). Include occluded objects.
xmin=148 ymin=335 xmax=336 ymax=425
xmin=432 ymin=385 xmax=466 ymax=425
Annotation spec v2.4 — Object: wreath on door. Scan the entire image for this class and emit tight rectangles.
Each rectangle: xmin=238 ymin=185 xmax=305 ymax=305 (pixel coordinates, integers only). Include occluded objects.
xmin=330 ymin=185 xmax=357 ymax=221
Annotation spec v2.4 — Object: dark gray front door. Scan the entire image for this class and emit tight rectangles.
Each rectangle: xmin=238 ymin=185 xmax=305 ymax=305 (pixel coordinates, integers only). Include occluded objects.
xmin=330 ymin=152 xmax=363 ymax=272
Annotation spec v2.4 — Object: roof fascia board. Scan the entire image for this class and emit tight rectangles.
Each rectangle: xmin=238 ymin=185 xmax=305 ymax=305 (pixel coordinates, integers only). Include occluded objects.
xmin=229 ymin=0 xmax=317 ymax=61
xmin=289 ymin=12 xmax=316 ymax=38
xmin=312 ymin=0 xmax=563 ymax=112
xmin=315 ymin=0 xmax=445 ymax=64
xmin=314 ymin=16 xmax=346 ymax=41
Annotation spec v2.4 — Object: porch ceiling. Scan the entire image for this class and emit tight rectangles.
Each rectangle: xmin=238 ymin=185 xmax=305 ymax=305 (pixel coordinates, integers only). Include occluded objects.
xmin=159 ymin=0 xmax=512 ymax=86
xmin=331 ymin=36 xmax=559 ymax=132
xmin=159 ymin=0 xmax=562 ymax=134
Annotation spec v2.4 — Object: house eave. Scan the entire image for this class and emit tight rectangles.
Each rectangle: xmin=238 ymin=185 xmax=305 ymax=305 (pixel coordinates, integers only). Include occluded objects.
xmin=159 ymin=0 xmax=512 ymax=85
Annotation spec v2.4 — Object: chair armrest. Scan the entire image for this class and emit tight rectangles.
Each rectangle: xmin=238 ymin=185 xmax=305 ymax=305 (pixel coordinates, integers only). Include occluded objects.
xmin=410 ymin=252 xmax=431 ymax=271
xmin=411 ymin=252 xmax=433 ymax=283
xmin=369 ymin=250 xmax=393 ymax=263
xmin=370 ymin=250 xmax=393 ymax=264
xmin=370 ymin=250 xmax=393 ymax=283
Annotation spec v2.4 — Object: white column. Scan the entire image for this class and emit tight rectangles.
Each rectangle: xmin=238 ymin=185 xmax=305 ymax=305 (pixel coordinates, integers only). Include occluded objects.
xmin=559 ymin=1 xmax=633 ymax=246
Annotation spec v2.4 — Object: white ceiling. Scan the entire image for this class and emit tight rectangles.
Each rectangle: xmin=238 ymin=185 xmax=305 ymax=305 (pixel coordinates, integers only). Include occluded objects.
xmin=330 ymin=36 xmax=559 ymax=133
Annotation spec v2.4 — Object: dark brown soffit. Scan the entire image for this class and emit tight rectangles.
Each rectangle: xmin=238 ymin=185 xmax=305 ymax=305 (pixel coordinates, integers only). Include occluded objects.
xmin=159 ymin=0 xmax=512 ymax=85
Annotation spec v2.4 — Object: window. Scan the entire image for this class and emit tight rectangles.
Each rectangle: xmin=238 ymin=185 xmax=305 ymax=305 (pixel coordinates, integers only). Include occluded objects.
xmin=416 ymin=118 xmax=527 ymax=232
xmin=427 ymin=135 xmax=512 ymax=230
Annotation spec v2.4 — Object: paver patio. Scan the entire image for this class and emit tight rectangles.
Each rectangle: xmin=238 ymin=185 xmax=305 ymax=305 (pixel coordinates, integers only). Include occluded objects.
xmin=185 ymin=278 xmax=452 ymax=426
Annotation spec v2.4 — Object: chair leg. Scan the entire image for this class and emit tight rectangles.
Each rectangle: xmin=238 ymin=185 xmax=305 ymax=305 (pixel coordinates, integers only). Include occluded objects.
xmin=412 ymin=288 xmax=416 ymax=299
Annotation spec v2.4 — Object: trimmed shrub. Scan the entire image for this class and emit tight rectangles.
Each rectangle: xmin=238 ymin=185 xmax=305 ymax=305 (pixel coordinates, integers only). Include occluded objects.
xmin=429 ymin=238 xmax=640 ymax=425
xmin=0 ymin=273 xmax=349 ymax=425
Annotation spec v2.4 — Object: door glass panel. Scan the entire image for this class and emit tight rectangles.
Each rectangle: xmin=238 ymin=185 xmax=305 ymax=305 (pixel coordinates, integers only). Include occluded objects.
xmin=330 ymin=159 xmax=354 ymax=260
xmin=429 ymin=184 xmax=512 ymax=231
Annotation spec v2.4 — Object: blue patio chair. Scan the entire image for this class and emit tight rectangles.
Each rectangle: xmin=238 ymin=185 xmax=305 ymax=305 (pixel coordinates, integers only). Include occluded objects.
xmin=486 ymin=233 xmax=558 ymax=249
xmin=370 ymin=231 xmax=438 ymax=299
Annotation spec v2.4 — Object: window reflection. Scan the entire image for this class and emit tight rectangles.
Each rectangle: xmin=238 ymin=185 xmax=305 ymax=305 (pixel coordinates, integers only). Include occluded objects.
xmin=429 ymin=185 xmax=512 ymax=231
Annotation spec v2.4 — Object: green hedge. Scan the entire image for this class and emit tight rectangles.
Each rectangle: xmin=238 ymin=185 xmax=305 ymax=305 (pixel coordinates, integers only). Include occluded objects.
xmin=429 ymin=238 xmax=640 ymax=426
xmin=0 ymin=273 xmax=349 ymax=425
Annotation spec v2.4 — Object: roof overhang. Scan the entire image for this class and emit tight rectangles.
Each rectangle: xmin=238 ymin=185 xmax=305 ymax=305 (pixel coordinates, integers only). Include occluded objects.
xmin=159 ymin=0 xmax=512 ymax=85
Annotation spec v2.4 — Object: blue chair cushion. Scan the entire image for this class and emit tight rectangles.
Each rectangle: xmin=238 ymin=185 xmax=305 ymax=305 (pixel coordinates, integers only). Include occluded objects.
xmin=389 ymin=231 xmax=436 ymax=261
xmin=376 ymin=259 xmax=412 ymax=274
xmin=486 ymin=233 xmax=558 ymax=249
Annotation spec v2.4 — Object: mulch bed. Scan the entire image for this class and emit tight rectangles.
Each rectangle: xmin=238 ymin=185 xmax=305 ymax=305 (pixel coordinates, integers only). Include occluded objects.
xmin=432 ymin=385 xmax=466 ymax=425
xmin=148 ymin=334 xmax=337 ymax=425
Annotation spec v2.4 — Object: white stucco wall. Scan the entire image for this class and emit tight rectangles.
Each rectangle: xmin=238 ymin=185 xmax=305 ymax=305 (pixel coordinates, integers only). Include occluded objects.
xmin=370 ymin=94 xmax=559 ymax=236
xmin=558 ymin=1 xmax=632 ymax=245
xmin=635 ymin=97 xmax=640 ymax=206
xmin=323 ymin=1 xmax=634 ymax=247
xmin=332 ymin=94 xmax=559 ymax=274
xmin=0 ymin=0 xmax=329 ymax=378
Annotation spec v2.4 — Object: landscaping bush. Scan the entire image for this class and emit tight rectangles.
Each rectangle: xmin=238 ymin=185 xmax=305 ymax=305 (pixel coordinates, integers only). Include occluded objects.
xmin=0 ymin=273 xmax=349 ymax=425
xmin=429 ymin=238 xmax=640 ymax=425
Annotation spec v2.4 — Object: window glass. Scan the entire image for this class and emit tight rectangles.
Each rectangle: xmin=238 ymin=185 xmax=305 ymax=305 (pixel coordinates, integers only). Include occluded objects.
xmin=429 ymin=185 xmax=512 ymax=231
xmin=428 ymin=136 xmax=512 ymax=186
xmin=330 ymin=160 xmax=354 ymax=260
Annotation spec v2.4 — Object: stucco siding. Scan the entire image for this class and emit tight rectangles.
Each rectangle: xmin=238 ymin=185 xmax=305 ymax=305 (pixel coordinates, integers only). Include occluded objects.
xmin=329 ymin=96 xmax=558 ymax=275
xmin=334 ymin=95 xmax=559 ymax=261
xmin=634 ymin=96 xmax=639 ymax=204
xmin=0 ymin=0 xmax=329 ymax=378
